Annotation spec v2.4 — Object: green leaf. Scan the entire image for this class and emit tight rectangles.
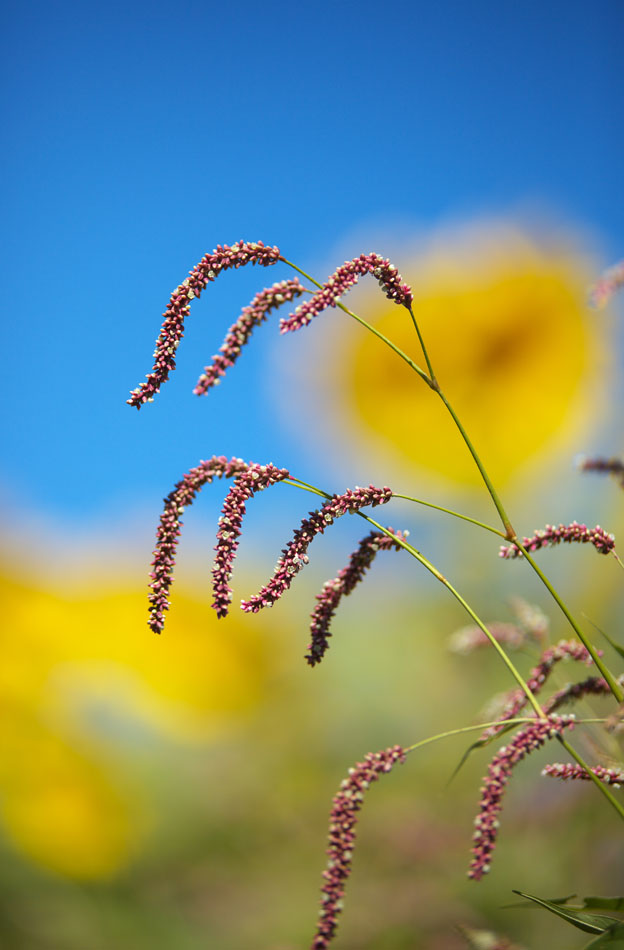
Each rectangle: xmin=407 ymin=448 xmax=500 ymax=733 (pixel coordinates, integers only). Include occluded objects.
xmin=511 ymin=891 xmax=621 ymax=935
xmin=583 ymin=923 xmax=624 ymax=948
xmin=582 ymin=899 xmax=624 ymax=913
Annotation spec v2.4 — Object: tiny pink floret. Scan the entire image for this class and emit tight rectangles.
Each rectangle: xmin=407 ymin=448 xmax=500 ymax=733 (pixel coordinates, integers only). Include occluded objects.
xmin=280 ymin=253 xmax=413 ymax=333
xmin=542 ymin=762 xmax=624 ymax=786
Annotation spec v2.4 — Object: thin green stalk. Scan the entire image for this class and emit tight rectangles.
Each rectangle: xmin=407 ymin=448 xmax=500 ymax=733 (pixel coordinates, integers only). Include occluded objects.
xmin=392 ymin=492 xmax=505 ymax=538
xmin=403 ymin=717 xmax=608 ymax=756
xmin=279 ymin=257 xmax=433 ymax=387
xmin=514 ymin=542 xmax=624 ymax=704
xmin=408 ymin=305 xmax=437 ymax=383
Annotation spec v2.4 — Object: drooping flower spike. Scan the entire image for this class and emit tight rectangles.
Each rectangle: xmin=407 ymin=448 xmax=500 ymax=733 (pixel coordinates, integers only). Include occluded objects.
xmin=588 ymin=259 xmax=624 ymax=309
xmin=148 ymin=455 xmax=251 ymax=634
xmin=448 ymin=621 xmax=527 ymax=656
xmin=306 ymin=529 xmax=407 ymax=667
xmin=577 ymin=455 xmax=624 ymax=490
xmin=128 ymin=241 xmax=281 ymax=408
xmin=499 ymin=521 xmax=616 ymax=559
xmin=543 ymin=674 xmax=611 ymax=714
xmin=468 ymin=716 xmax=576 ymax=881
xmin=280 ymin=253 xmax=413 ymax=333
xmin=194 ymin=278 xmax=305 ymax=396
xmin=241 ymin=485 xmax=393 ymax=614
xmin=212 ymin=463 xmax=290 ymax=619
xmin=542 ymin=763 xmax=624 ymax=786
xmin=312 ymin=745 xmax=406 ymax=950
xmin=479 ymin=640 xmax=594 ymax=743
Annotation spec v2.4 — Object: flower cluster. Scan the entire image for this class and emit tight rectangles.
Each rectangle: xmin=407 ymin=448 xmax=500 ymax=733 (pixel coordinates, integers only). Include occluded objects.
xmin=148 ymin=455 xmax=251 ymax=634
xmin=588 ymin=259 xmax=624 ymax=309
xmin=212 ymin=463 xmax=290 ymax=618
xmin=543 ymin=674 xmax=611 ymax=714
xmin=469 ymin=716 xmax=576 ymax=881
xmin=499 ymin=521 xmax=616 ymax=559
xmin=194 ymin=278 xmax=305 ymax=396
xmin=479 ymin=640 xmax=593 ymax=742
xmin=578 ymin=455 xmax=624 ymax=489
xmin=241 ymin=485 xmax=393 ymax=613
xmin=312 ymin=745 xmax=406 ymax=950
xmin=449 ymin=622 xmax=526 ymax=656
xmin=279 ymin=253 xmax=413 ymax=333
xmin=306 ymin=529 xmax=406 ymax=667
xmin=128 ymin=241 xmax=281 ymax=408
xmin=542 ymin=763 xmax=624 ymax=787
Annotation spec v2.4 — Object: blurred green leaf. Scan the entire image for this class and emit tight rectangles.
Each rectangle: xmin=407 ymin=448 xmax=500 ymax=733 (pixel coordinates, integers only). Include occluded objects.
xmin=582 ymin=923 xmax=624 ymax=948
xmin=511 ymin=891 xmax=621 ymax=935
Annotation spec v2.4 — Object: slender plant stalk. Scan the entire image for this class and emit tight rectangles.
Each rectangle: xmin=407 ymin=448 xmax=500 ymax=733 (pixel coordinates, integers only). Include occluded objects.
xmin=557 ymin=735 xmax=624 ymax=821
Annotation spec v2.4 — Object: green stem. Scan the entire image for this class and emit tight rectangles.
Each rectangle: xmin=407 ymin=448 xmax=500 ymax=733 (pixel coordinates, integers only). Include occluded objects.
xmin=392 ymin=493 xmax=505 ymax=538
xmin=557 ymin=735 xmax=624 ymax=822
xmin=403 ymin=716 xmax=608 ymax=755
xmin=513 ymin=542 xmax=624 ymax=704
xmin=436 ymin=389 xmax=516 ymax=540
xmin=361 ymin=514 xmax=545 ymax=719
xmin=408 ymin=305 xmax=437 ymax=383
xmin=279 ymin=257 xmax=433 ymax=387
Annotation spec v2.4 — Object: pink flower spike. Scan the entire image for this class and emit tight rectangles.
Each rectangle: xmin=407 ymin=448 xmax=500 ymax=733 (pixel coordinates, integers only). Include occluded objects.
xmin=577 ymin=455 xmax=624 ymax=489
xmin=499 ymin=522 xmax=616 ymax=559
xmin=212 ymin=463 xmax=290 ymax=619
xmin=241 ymin=485 xmax=393 ymax=614
xmin=544 ymin=675 xmax=611 ymax=714
xmin=128 ymin=241 xmax=281 ymax=408
xmin=307 ymin=529 xmax=407 ymax=667
xmin=194 ymin=278 xmax=305 ymax=396
xmin=312 ymin=745 xmax=405 ymax=950
xmin=588 ymin=259 xmax=624 ymax=309
xmin=542 ymin=762 xmax=624 ymax=787
xmin=468 ymin=716 xmax=575 ymax=881
xmin=148 ymin=455 xmax=251 ymax=634
xmin=479 ymin=639 xmax=594 ymax=743
xmin=279 ymin=253 xmax=413 ymax=333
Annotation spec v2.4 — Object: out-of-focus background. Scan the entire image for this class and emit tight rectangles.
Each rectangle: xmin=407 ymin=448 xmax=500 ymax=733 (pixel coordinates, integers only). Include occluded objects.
xmin=2 ymin=1 xmax=623 ymax=947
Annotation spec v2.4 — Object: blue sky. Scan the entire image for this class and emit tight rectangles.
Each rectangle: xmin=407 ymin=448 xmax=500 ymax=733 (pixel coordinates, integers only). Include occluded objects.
xmin=2 ymin=0 xmax=623 ymax=530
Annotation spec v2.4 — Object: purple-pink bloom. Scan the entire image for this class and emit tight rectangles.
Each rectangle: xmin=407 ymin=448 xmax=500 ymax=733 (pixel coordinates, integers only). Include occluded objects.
xmin=280 ymin=253 xmax=413 ymax=333
xmin=479 ymin=640 xmax=594 ymax=743
xmin=194 ymin=278 xmax=305 ymax=396
xmin=312 ymin=745 xmax=406 ymax=950
xmin=449 ymin=622 xmax=526 ymax=656
xmin=128 ymin=241 xmax=281 ymax=408
xmin=241 ymin=485 xmax=393 ymax=614
xmin=212 ymin=463 xmax=290 ymax=618
xmin=577 ymin=455 xmax=624 ymax=489
xmin=469 ymin=716 xmax=575 ymax=881
xmin=543 ymin=674 xmax=611 ymax=714
xmin=542 ymin=762 xmax=624 ymax=786
xmin=306 ymin=529 xmax=406 ymax=667
xmin=499 ymin=521 xmax=615 ymax=559
xmin=148 ymin=455 xmax=251 ymax=634
xmin=588 ymin=259 xmax=624 ymax=309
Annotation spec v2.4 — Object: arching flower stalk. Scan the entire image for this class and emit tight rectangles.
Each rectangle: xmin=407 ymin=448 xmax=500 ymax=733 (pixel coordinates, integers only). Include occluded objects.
xmin=280 ymin=253 xmax=413 ymax=333
xmin=306 ymin=529 xmax=407 ymax=667
xmin=543 ymin=674 xmax=612 ymax=714
xmin=241 ymin=485 xmax=393 ymax=614
xmin=312 ymin=745 xmax=406 ymax=950
xmin=542 ymin=763 xmax=624 ymax=786
xmin=148 ymin=455 xmax=251 ymax=634
xmin=128 ymin=241 xmax=281 ymax=408
xmin=469 ymin=716 xmax=576 ymax=881
xmin=194 ymin=278 xmax=305 ymax=396
xmin=212 ymin=463 xmax=290 ymax=618
xmin=499 ymin=521 xmax=616 ymax=559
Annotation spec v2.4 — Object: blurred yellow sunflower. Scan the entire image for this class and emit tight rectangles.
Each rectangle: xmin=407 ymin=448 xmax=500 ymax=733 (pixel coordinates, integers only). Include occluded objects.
xmin=287 ymin=223 xmax=609 ymax=494
xmin=0 ymin=562 xmax=272 ymax=878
